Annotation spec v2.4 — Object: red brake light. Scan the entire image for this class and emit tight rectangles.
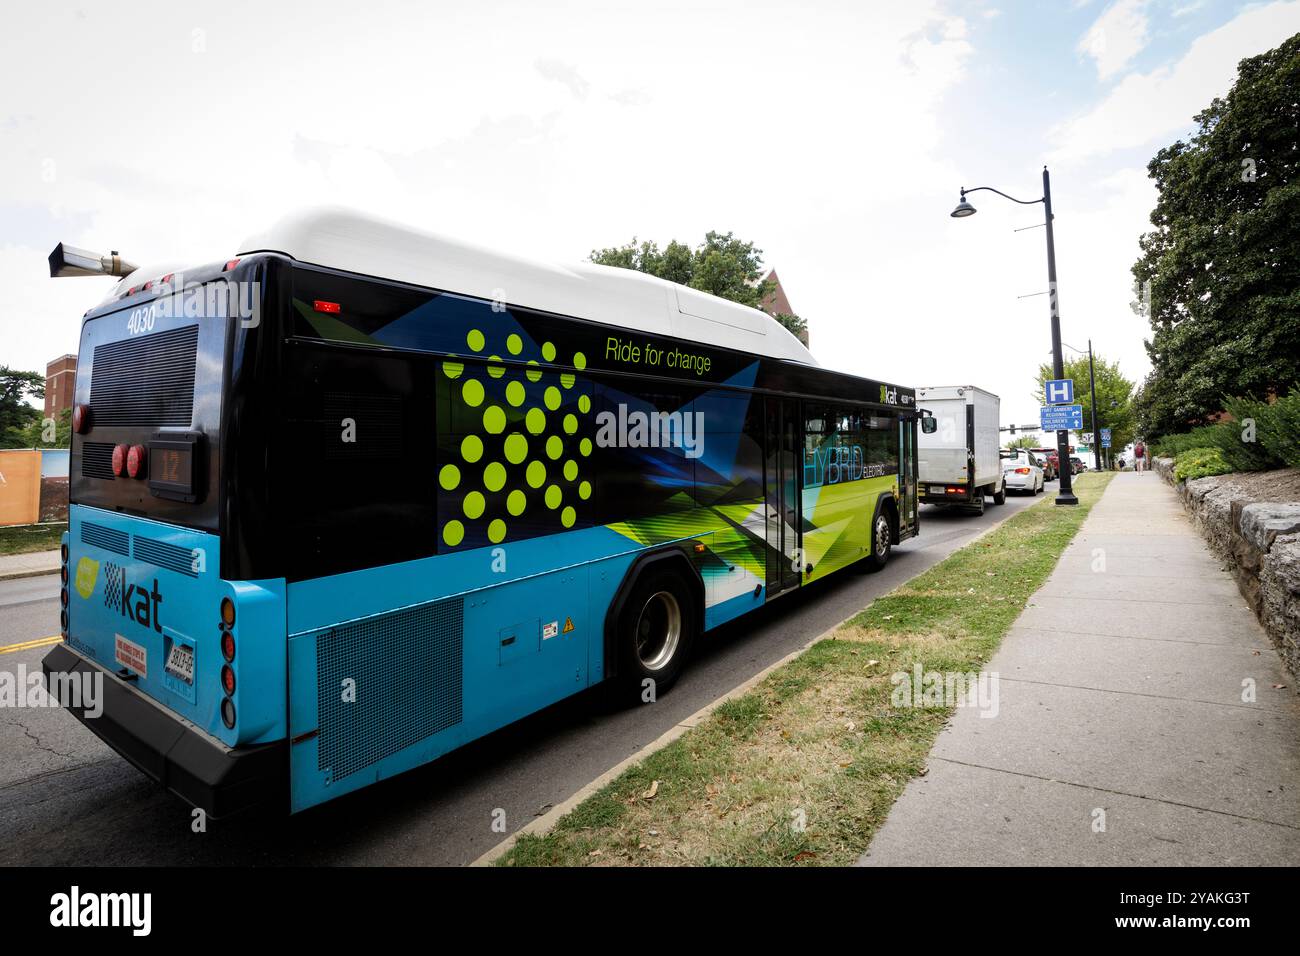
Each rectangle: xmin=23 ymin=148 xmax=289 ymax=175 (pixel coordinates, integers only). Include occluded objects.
xmin=126 ymin=444 xmax=147 ymax=479
xmin=221 ymin=631 xmax=236 ymax=662
xmin=224 ymin=258 xmax=241 ymax=272
xmin=72 ymin=404 xmax=91 ymax=434
xmin=221 ymin=664 xmax=236 ymax=695
xmin=313 ymin=300 xmax=341 ymax=314
xmin=111 ymin=444 xmax=128 ymax=477
xmin=1015 ymin=467 xmax=1030 ymax=474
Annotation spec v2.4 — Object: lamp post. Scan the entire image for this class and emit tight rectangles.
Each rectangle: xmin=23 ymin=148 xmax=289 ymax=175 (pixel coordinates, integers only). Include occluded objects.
xmin=1063 ymin=339 xmax=1102 ymax=473
xmin=952 ymin=166 xmax=1077 ymax=505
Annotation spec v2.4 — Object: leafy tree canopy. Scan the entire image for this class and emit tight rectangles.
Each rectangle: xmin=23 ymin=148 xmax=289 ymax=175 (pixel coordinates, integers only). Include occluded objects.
xmin=1131 ymin=32 xmax=1300 ymax=438
xmin=0 ymin=367 xmax=44 ymax=448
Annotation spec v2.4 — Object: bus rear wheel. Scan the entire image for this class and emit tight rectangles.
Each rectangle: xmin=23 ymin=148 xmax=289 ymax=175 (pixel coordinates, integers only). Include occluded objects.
xmin=616 ymin=569 xmax=696 ymax=700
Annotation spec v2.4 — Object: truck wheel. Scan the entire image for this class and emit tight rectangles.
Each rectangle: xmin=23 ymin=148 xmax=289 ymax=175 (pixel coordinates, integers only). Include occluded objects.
xmin=993 ymin=481 xmax=1006 ymax=505
xmin=863 ymin=508 xmax=892 ymax=571
xmin=967 ymin=493 xmax=985 ymax=516
xmin=615 ymin=569 xmax=697 ymax=700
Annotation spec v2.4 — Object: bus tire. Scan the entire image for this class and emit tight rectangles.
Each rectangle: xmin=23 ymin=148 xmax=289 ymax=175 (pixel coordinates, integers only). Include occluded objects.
xmin=614 ymin=568 xmax=697 ymax=701
xmin=863 ymin=504 xmax=893 ymax=572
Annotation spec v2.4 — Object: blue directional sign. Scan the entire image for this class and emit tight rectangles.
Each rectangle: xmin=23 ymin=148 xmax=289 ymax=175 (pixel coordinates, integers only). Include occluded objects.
xmin=1044 ymin=378 xmax=1075 ymax=404
xmin=1100 ymin=428 xmax=1112 ymax=448
xmin=1040 ymin=403 xmax=1084 ymax=431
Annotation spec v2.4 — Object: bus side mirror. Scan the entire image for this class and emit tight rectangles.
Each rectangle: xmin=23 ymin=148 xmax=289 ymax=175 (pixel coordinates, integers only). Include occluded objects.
xmin=921 ymin=416 xmax=937 ymax=434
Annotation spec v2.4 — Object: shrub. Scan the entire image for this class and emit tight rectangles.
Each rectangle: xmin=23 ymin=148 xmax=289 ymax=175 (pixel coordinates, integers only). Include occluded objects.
xmin=1253 ymin=386 xmax=1300 ymax=469
xmin=1173 ymin=446 xmax=1233 ymax=482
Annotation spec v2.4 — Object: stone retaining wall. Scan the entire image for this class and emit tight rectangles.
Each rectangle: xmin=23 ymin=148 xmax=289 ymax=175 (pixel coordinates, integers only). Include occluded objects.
xmin=1156 ymin=456 xmax=1300 ymax=678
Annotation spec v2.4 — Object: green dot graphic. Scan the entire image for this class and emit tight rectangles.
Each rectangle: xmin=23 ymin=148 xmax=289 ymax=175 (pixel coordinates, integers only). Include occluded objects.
xmin=578 ymin=395 xmax=591 ymax=413
xmin=573 ymin=352 xmax=587 ymax=370
xmin=545 ymin=485 xmax=562 ymax=509
xmin=507 ymin=333 xmax=523 ymax=355
xmin=526 ymin=360 xmax=542 ymax=382
xmin=487 ymin=355 xmax=505 ymax=379
xmin=467 ymin=329 xmax=485 ymax=351
xmin=463 ymin=379 xmax=484 ymax=407
xmin=563 ymin=459 xmax=578 ymax=481
xmin=526 ymin=461 xmax=546 ymax=488
xmin=463 ymin=491 xmax=485 ymax=519
xmin=443 ymin=520 xmax=464 ymax=546
xmin=580 ymin=438 xmax=592 ymax=456
xmin=506 ymin=380 xmax=526 ymax=407
xmin=546 ymin=435 xmax=563 ymax=459
xmin=544 ymin=386 xmax=561 ymax=410
xmin=488 ymin=519 xmax=507 ymax=544
xmin=483 ymin=405 xmax=506 ymax=434
xmin=504 ymin=433 xmax=528 ymax=464
xmin=561 ymin=506 xmax=575 ymax=528
xmin=507 ymin=490 xmax=527 ymax=516
xmin=526 ymin=408 xmax=546 ymax=434
xmin=560 ymin=372 xmax=575 ymax=389
xmin=462 ymin=435 xmax=484 ymax=463
xmin=484 ymin=462 xmax=506 ymax=492
xmin=579 ymin=480 xmax=592 ymax=500
xmin=542 ymin=342 xmax=556 ymax=362
xmin=563 ymin=414 xmax=577 ymax=434
xmin=443 ymin=359 xmax=463 ymax=379
xmin=439 ymin=464 xmax=461 ymax=490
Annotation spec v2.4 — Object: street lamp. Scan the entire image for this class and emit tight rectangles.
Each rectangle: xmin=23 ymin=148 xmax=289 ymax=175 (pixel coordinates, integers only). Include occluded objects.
xmin=951 ymin=167 xmax=1077 ymax=505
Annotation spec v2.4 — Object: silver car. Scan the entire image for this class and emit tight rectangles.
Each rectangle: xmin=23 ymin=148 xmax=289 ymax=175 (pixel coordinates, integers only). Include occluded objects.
xmin=1002 ymin=450 xmax=1045 ymax=495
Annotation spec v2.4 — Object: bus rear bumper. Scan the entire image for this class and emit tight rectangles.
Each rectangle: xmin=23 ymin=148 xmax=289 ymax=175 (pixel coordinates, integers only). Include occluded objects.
xmin=42 ymin=643 xmax=286 ymax=819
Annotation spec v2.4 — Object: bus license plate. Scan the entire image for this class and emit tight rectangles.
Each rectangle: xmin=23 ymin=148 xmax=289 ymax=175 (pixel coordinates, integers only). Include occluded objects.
xmin=165 ymin=642 xmax=195 ymax=684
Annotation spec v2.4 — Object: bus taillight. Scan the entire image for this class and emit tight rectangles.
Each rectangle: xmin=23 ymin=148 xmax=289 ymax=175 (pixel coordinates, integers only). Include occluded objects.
xmin=221 ymin=698 xmax=236 ymax=729
xmin=126 ymin=444 xmax=148 ymax=479
xmin=221 ymin=664 xmax=236 ymax=695
xmin=221 ymin=631 xmax=235 ymax=663
xmin=72 ymin=404 xmax=91 ymax=434
xmin=111 ymin=444 xmax=128 ymax=477
xmin=220 ymin=598 xmax=236 ymax=628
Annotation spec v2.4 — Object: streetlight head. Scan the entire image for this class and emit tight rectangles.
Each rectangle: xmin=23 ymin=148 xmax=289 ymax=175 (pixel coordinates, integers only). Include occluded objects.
xmin=950 ymin=198 xmax=977 ymax=218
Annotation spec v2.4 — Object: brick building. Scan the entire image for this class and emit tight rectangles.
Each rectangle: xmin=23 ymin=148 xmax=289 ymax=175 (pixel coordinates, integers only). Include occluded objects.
xmin=44 ymin=354 xmax=77 ymax=420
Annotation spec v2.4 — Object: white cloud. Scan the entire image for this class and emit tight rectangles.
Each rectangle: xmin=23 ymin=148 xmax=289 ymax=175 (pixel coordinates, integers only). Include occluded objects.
xmin=1078 ymin=0 xmax=1151 ymax=80
xmin=1052 ymin=0 xmax=1300 ymax=164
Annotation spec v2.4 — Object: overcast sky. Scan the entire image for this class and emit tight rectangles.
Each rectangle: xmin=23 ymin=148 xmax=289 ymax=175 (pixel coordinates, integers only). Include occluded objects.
xmin=3 ymin=0 xmax=1299 ymax=427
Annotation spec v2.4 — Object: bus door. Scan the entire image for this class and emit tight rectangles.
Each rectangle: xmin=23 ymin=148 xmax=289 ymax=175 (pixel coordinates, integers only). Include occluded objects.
xmin=765 ymin=397 xmax=802 ymax=596
xmin=899 ymin=416 xmax=917 ymax=533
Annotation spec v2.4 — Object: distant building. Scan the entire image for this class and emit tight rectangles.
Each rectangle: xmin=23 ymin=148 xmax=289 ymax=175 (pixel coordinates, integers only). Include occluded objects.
xmin=757 ymin=269 xmax=808 ymax=347
xmin=44 ymin=354 xmax=76 ymax=420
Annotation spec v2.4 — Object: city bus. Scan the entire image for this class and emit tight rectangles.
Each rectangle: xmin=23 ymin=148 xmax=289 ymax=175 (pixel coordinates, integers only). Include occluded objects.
xmin=44 ymin=209 xmax=927 ymax=816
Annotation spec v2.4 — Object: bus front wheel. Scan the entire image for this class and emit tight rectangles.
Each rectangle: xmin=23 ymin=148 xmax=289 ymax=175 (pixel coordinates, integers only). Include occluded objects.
xmin=863 ymin=508 xmax=892 ymax=572
xmin=616 ymin=569 xmax=697 ymax=700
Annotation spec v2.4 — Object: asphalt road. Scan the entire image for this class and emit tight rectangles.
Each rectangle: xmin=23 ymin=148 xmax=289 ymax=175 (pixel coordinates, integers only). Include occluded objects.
xmin=0 ymin=486 xmax=1051 ymax=866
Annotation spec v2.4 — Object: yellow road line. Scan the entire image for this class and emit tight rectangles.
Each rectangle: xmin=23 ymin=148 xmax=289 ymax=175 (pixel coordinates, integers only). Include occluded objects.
xmin=0 ymin=635 xmax=62 ymax=656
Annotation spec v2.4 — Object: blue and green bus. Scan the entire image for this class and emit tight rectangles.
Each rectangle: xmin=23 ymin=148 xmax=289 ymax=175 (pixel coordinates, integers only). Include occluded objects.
xmin=44 ymin=209 xmax=926 ymax=816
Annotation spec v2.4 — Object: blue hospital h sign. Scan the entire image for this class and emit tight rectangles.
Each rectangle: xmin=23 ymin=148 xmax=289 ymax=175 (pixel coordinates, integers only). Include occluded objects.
xmin=1045 ymin=378 xmax=1074 ymax=404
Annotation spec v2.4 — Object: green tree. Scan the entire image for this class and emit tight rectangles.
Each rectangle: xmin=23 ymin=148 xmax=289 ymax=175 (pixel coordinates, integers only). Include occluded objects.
xmin=1005 ymin=434 xmax=1038 ymax=451
xmin=1131 ymin=32 xmax=1300 ymax=439
xmin=772 ymin=312 xmax=807 ymax=340
xmin=1034 ymin=353 xmax=1137 ymax=451
xmin=17 ymin=407 xmax=72 ymax=448
xmin=590 ymin=231 xmax=776 ymax=311
xmin=0 ymin=367 xmax=44 ymax=448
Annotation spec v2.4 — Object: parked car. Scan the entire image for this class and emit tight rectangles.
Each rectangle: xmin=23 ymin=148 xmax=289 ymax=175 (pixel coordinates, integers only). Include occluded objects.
xmin=1030 ymin=447 xmax=1058 ymax=481
xmin=1002 ymin=450 xmax=1045 ymax=495
xmin=1070 ymin=456 xmax=1085 ymax=475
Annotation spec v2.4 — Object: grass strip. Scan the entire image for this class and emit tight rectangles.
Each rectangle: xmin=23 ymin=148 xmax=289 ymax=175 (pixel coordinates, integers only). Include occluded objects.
xmin=501 ymin=472 xmax=1114 ymax=866
xmin=0 ymin=522 xmax=66 ymax=556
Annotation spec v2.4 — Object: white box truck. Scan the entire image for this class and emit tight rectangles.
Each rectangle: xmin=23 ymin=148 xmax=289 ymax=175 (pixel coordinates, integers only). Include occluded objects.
xmin=916 ymin=385 xmax=1004 ymax=514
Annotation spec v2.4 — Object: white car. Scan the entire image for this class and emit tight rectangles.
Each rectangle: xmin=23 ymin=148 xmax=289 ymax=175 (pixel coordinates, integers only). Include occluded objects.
xmin=1002 ymin=450 xmax=1045 ymax=495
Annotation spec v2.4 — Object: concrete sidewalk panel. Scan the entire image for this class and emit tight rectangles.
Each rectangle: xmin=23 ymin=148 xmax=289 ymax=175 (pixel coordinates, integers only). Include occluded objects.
xmin=859 ymin=758 xmax=1300 ymax=867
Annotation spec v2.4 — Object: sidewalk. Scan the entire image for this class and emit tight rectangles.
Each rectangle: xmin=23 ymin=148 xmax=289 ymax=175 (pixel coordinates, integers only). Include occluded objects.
xmin=860 ymin=472 xmax=1300 ymax=866
xmin=0 ymin=549 xmax=60 ymax=581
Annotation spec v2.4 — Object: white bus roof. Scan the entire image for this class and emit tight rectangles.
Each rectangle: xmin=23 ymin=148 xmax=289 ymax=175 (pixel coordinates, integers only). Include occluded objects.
xmin=234 ymin=207 xmax=817 ymax=366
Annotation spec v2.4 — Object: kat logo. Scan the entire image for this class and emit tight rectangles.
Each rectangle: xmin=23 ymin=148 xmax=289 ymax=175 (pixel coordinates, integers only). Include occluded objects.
xmin=879 ymin=384 xmax=899 ymax=406
xmin=74 ymin=557 xmax=100 ymax=600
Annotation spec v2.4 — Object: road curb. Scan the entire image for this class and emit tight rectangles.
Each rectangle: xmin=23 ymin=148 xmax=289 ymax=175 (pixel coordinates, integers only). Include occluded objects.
xmin=0 ymin=568 xmax=59 ymax=582
xmin=468 ymin=492 xmax=1048 ymax=867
